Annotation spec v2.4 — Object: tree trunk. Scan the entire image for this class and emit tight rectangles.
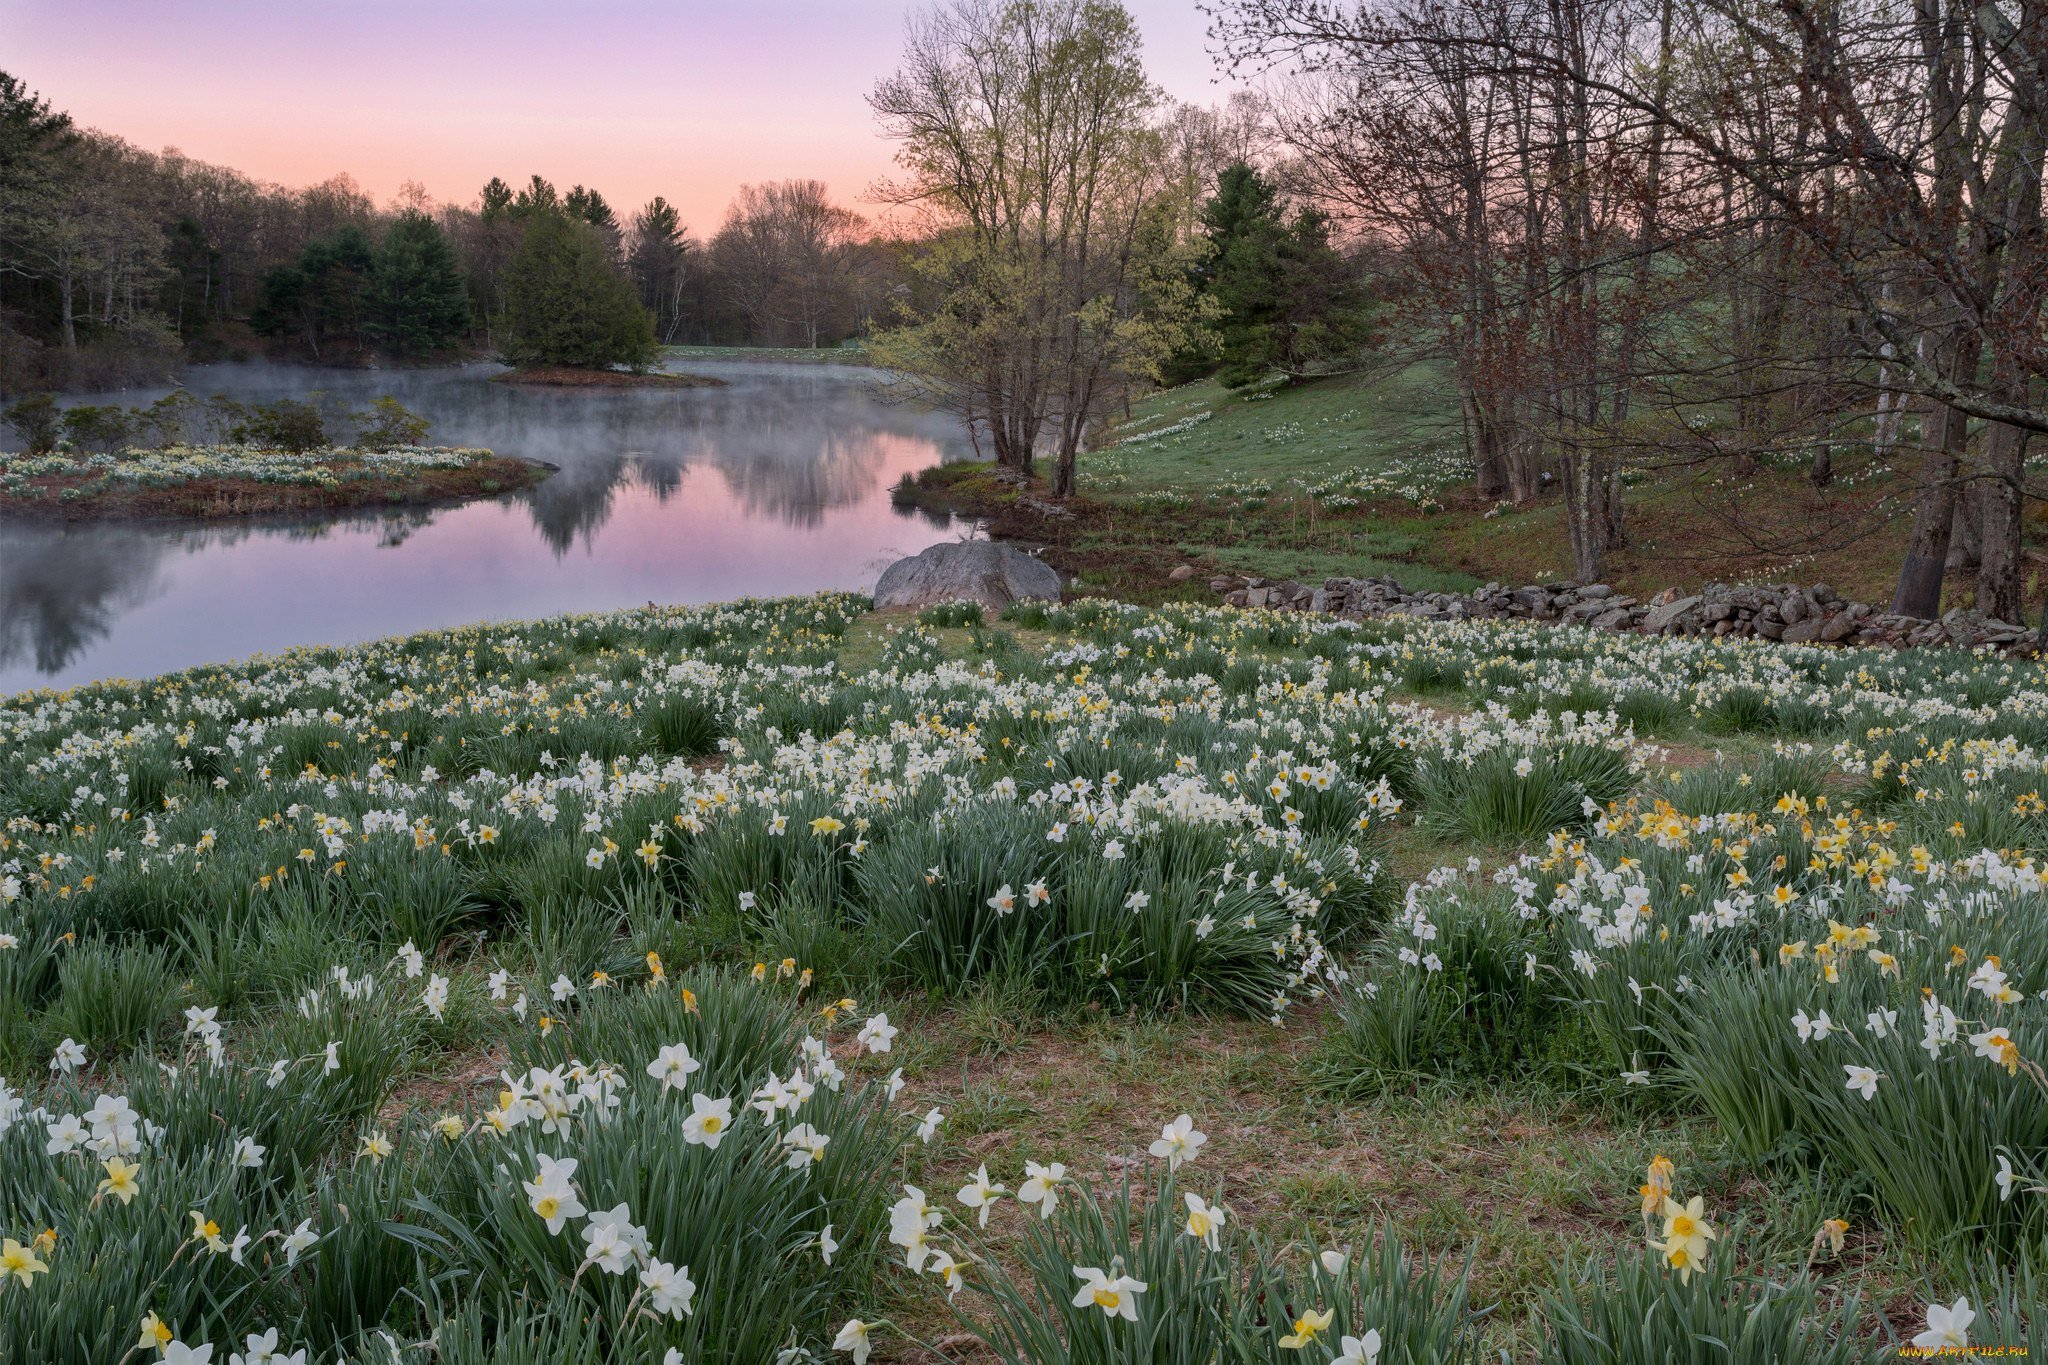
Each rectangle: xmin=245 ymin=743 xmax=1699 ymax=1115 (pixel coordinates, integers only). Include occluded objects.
xmin=1978 ymin=415 xmax=2028 ymax=622
xmin=1892 ymin=391 xmax=1971 ymax=618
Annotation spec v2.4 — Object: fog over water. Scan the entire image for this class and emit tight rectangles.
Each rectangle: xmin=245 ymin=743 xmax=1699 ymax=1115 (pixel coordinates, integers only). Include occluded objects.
xmin=0 ymin=358 xmax=977 ymax=694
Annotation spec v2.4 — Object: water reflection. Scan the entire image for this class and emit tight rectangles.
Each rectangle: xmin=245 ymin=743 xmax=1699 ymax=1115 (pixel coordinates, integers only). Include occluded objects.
xmin=1 ymin=359 xmax=977 ymax=693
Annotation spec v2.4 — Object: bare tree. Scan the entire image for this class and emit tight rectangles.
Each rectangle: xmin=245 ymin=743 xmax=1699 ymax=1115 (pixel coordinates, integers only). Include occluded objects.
xmin=709 ymin=180 xmax=865 ymax=347
xmin=1215 ymin=0 xmax=2048 ymax=613
xmin=870 ymin=0 xmax=1211 ymax=493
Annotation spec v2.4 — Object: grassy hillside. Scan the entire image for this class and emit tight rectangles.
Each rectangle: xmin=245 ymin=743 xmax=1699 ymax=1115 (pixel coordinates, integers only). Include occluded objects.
xmin=913 ymin=363 xmax=1963 ymax=607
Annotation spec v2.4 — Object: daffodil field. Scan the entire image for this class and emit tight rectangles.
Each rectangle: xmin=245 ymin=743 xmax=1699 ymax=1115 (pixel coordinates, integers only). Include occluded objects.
xmin=1 ymin=593 xmax=2044 ymax=1361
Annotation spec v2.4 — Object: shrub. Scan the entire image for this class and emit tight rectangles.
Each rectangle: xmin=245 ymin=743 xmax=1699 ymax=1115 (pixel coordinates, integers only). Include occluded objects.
xmin=227 ymin=397 xmax=329 ymax=452
xmin=58 ymin=403 xmax=132 ymax=454
xmin=2 ymin=391 xmax=58 ymax=452
xmin=352 ymin=395 xmax=433 ymax=451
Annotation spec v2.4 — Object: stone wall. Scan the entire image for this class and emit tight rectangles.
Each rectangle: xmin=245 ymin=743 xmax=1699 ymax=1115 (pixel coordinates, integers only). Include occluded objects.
xmin=1207 ymin=573 xmax=2038 ymax=652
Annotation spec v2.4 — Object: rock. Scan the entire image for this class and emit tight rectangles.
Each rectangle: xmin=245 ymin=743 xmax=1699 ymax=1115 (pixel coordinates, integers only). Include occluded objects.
xmin=1168 ymin=564 xmax=1196 ymax=583
xmin=1783 ymin=618 xmax=1822 ymax=644
xmin=1580 ymin=583 xmax=1614 ymax=600
xmin=1641 ymin=594 xmax=1701 ymax=634
xmin=873 ymin=540 xmax=1064 ymax=611
xmin=1819 ymin=613 xmax=1857 ymax=643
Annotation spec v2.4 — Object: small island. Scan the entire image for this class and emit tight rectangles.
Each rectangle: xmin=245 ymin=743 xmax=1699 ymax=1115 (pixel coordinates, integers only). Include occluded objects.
xmin=0 ymin=391 xmax=550 ymax=521
xmin=0 ymin=442 xmax=546 ymax=520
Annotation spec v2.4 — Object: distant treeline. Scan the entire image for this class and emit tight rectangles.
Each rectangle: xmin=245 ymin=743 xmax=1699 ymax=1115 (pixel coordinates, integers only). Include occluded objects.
xmin=0 ymin=71 xmax=904 ymax=391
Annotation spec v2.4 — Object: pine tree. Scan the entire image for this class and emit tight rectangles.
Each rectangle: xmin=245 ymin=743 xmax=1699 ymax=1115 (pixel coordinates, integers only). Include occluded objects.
xmin=366 ymin=210 xmax=471 ymax=356
xmin=251 ymin=226 xmax=376 ymax=357
xmin=501 ymin=209 xmax=656 ymax=370
xmin=1202 ymin=162 xmax=1371 ymax=389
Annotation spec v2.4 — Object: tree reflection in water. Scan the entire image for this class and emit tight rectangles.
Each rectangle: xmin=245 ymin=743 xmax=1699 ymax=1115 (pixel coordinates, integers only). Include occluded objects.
xmin=0 ymin=359 xmax=978 ymax=691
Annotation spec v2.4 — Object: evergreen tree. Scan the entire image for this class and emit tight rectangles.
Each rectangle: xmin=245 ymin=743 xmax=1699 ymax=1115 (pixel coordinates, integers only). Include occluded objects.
xmin=512 ymin=175 xmax=558 ymax=217
xmin=478 ymin=177 xmax=514 ymax=219
xmin=501 ymin=209 xmax=656 ymax=370
xmin=628 ymin=196 xmax=689 ymax=340
xmin=367 ymin=210 xmax=471 ymax=356
xmin=565 ymin=185 xmax=617 ymax=234
xmin=251 ymin=225 xmax=376 ymax=357
xmin=1202 ymin=162 xmax=1371 ymax=389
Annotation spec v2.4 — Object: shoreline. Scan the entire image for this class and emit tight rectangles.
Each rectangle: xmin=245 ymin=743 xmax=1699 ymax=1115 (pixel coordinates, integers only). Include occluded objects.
xmin=492 ymin=366 xmax=724 ymax=389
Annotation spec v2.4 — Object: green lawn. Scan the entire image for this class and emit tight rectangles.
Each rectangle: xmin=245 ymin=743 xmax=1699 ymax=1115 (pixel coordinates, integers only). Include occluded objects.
xmin=1081 ymin=362 xmax=1464 ymax=494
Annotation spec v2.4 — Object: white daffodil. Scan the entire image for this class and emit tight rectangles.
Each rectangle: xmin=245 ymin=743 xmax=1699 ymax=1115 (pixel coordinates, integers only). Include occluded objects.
xmin=956 ymin=1163 xmax=1007 ymax=1227
xmin=1019 ymin=1160 xmax=1067 ymax=1218
xmin=1072 ymin=1265 xmax=1147 ymax=1321
xmin=647 ymin=1041 xmax=701 ymax=1091
xmin=1182 ymin=1192 xmax=1226 ymax=1249
xmin=683 ymin=1092 xmax=734 ymax=1148
xmin=640 ymin=1258 xmax=696 ymax=1319
xmin=1149 ymin=1113 xmax=1206 ymax=1169
xmin=1911 ymin=1297 xmax=1974 ymax=1350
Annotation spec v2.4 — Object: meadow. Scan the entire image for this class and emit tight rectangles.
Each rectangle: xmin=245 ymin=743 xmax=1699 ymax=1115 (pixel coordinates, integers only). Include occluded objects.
xmin=0 ymin=593 xmax=2043 ymax=1361
xmin=908 ymin=363 xmax=2048 ymax=608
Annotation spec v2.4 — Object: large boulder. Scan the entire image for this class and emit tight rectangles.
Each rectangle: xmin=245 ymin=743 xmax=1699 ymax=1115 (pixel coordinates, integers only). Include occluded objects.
xmin=873 ymin=540 xmax=1064 ymax=611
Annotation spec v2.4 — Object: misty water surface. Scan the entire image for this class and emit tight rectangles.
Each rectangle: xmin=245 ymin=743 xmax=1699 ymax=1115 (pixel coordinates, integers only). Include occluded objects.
xmin=0 ymin=359 xmax=978 ymax=694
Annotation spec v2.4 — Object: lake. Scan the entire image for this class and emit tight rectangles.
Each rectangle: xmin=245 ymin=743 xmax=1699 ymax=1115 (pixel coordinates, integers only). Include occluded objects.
xmin=0 ymin=358 xmax=978 ymax=695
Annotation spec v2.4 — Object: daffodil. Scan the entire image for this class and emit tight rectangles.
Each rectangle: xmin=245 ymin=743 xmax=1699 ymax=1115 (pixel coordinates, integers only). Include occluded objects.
xmin=1 ymin=1237 xmax=48 ymax=1287
xmin=525 ymin=1154 xmax=585 ymax=1234
xmin=1148 ymin=1112 xmax=1206 ymax=1169
xmin=833 ymin=1318 xmax=874 ymax=1364
xmin=1018 ymin=1160 xmax=1067 ymax=1218
xmin=1183 ymin=1191 xmax=1226 ymax=1249
xmin=1335 ymin=1330 xmax=1383 ymax=1365
xmin=1659 ymin=1193 xmax=1716 ymax=1270
xmin=97 ymin=1156 xmax=142 ymax=1204
xmin=1279 ymin=1307 xmax=1333 ymax=1349
xmin=956 ymin=1163 xmax=1007 ymax=1227
xmin=683 ymin=1092 xmax=734 ymax=1147
xmin=647 ymin=1041 xmax=701 ymax=1091
xmin=139 ymin=1313 xmax=174 ymax=1351
xmin=1071 ymin=1264 xmax=1147 ymax=1321
xmin=1912 ymin=1297 xmax=1974 ymax=1350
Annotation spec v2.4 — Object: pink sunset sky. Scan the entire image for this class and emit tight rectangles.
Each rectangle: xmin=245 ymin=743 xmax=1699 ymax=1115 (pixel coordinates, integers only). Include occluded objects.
xmin=2 ymin=0 xmax=1244 ymax=233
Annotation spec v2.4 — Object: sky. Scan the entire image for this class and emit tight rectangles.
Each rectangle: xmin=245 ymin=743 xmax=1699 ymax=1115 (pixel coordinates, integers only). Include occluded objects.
xmin=1 ymin=0 xmax=1242 ymax=233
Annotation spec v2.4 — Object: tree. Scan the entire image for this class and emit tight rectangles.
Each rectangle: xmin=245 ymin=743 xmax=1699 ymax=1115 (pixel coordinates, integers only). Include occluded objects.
xmin=627 ymin=197 xmax=692 ymax=343
xmin=251 ymin=225 xmax=376 ymax=357
xmin=710 ymin=180 xmax=866 ymax=346
xmin=1215 ymin=0 xmax=2048 ymax=617
xmin=513 ymin=175 xmax=559 ymax=217
xmin=367 ymin=210 xmax=470 ymax=356
xmin=501 ymin=208 xmax=656 ymax=370
xmin=461 ymin=176 xmax=520 ymax=340
xmin=1201 ymin=162 xmax=1371 ymax=388
xmin=870 ymin=0 xmax=1212 ymax=494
